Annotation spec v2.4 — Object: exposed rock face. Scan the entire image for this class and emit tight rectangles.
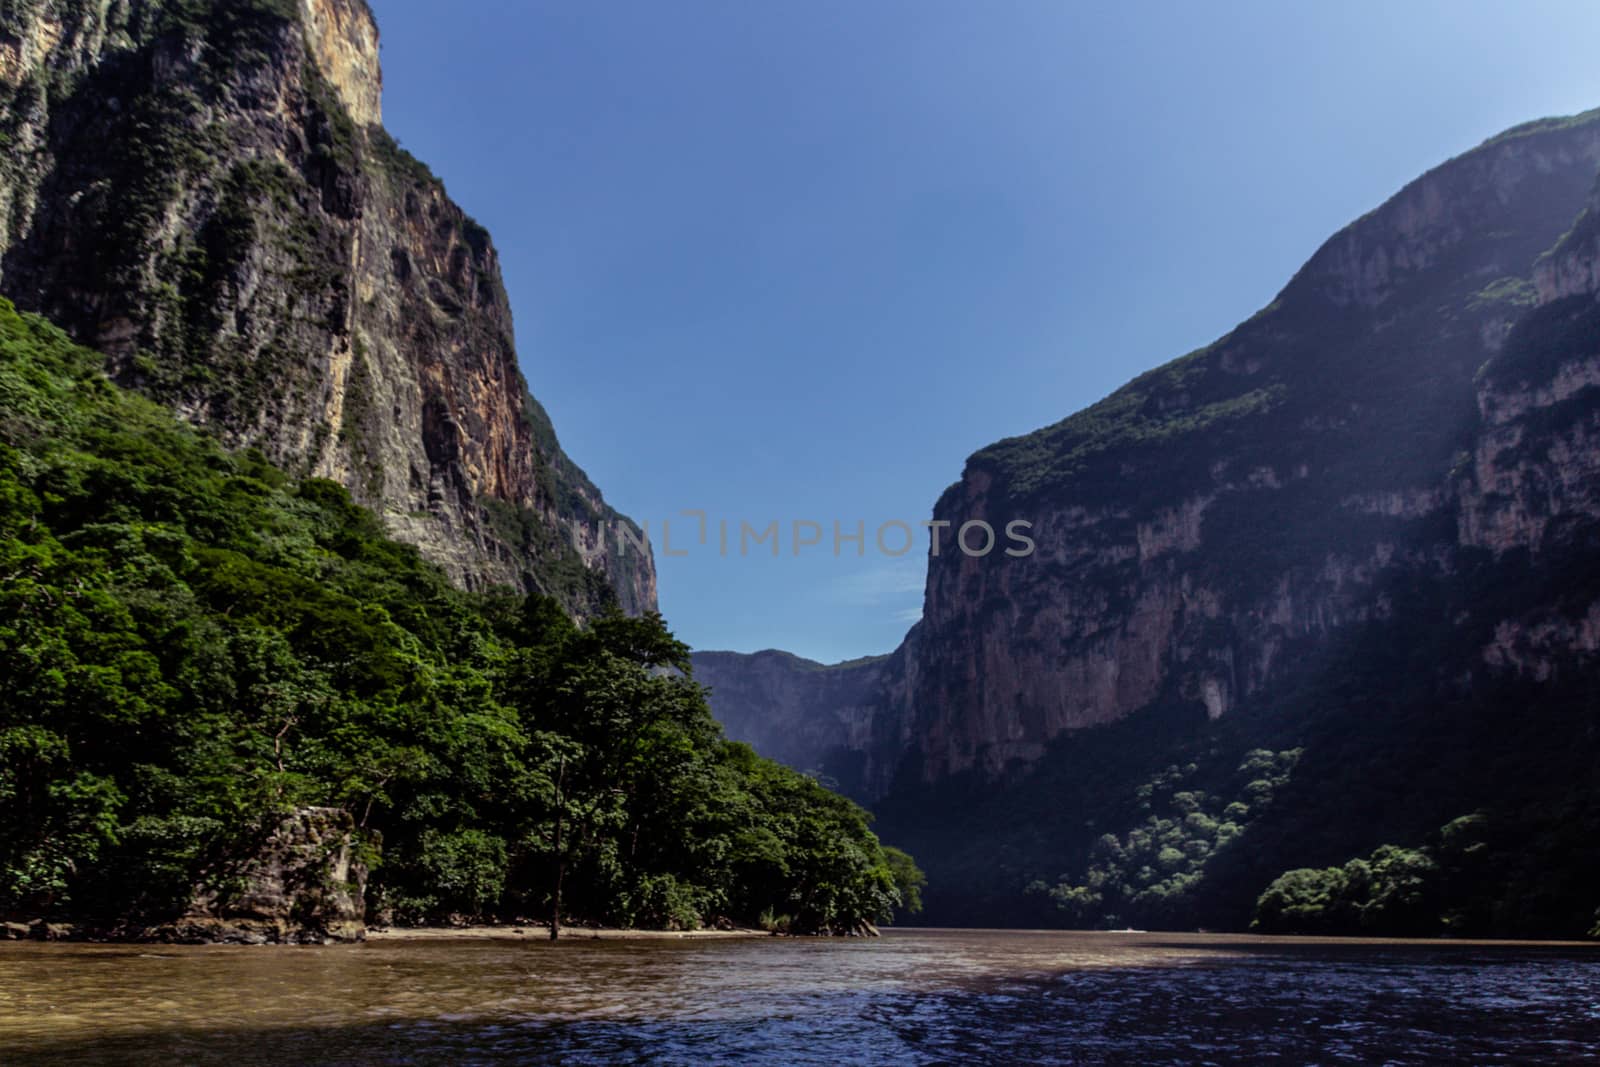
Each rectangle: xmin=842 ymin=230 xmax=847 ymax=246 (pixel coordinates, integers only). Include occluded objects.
xmin=693 ymin=649 xmax=896 ymax=801
xmin=0 ymin=0 xmax=654 ymax=614
xmin=902 ymin=113 xmax=1600 ymax=784
xmin=703 ymin=111 xmax=1600 ymax=800
xmin=1457 ymin=175 xmax=1600 ymax=679
xmin=162 ymin=807 xmax=368 ymax=944
xmin=297 ymin=0 xmax=380 ymax=126
xmin=696 ymin=628 xmax=938 ymax=801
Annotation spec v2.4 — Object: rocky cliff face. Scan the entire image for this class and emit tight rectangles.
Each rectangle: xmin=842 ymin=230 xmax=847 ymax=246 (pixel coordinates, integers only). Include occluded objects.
xmin=701 ymin=110 xmax=1600 ymax=802
xmin=0 ymin=0 xmax=654 ymax=614
xmin=905 ymin=112 xmax=1600 ymax=784
xmin=1457 ymin=175 xmax=1600 ymax=679
xmin=692 ymin=649 xmax=897 ymax=801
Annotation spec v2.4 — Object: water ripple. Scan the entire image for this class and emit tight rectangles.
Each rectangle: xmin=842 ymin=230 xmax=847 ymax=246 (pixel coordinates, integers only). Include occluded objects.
xmin=2 ymin=930 xmax=1597 ymax=1064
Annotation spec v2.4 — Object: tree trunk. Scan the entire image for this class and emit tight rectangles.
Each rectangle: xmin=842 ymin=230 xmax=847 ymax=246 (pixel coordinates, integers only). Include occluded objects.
xmin=551 ymin=757 xmax=565 ymax=941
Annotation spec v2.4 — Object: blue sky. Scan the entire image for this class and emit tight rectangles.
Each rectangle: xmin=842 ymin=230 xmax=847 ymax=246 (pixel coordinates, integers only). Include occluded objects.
xmin=371 ymin=0 xmax=1600 ymax=663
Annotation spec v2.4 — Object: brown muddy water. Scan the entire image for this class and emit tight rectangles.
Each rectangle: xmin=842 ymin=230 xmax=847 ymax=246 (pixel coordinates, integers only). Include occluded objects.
xmin=2 ymin=929 xmax=1598 ymax=1064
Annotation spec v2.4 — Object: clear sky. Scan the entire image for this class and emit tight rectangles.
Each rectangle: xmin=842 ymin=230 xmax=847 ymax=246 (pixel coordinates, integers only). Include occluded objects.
xmin=369 ymin=0 xmax=1600 ymax=664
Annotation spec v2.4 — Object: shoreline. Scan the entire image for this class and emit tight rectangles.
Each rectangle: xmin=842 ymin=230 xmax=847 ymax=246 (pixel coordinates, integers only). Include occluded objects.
xmin=2 ymin=919 xmax=773 ymax=945
xmin=366 ymin=924 xmax=771 ymax=942
xmin=12 ymin=921 xmax=1591 ymax=947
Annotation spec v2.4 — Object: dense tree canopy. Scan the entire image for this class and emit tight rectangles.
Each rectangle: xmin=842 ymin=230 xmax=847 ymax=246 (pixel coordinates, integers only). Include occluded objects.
xmin=1253 ymin=844 xmax=1440 ymax=936
xmin=0 ymin=298 xmax=920 ymax=932
xmin=1026 ymin=750 xmax=1300 ymax=930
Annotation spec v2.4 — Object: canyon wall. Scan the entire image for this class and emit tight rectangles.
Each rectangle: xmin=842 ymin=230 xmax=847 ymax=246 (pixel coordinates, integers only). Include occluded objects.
xmin=693 ymin=648 xmax=899 ymax=801
xmin=700 ymin=111 xmax=1600 ymax=801
xmin=0 ymin=0 xmax=654 ymax=613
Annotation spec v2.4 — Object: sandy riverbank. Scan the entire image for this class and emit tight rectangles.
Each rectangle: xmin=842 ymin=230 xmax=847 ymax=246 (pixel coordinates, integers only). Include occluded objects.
xmin=366 ymin=924 xmax=769 ymax=942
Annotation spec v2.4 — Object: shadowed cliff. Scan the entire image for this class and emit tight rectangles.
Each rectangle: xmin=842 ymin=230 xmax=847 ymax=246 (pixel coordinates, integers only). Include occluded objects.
xmin=701 ymin=110 xmax=1600 ymax=934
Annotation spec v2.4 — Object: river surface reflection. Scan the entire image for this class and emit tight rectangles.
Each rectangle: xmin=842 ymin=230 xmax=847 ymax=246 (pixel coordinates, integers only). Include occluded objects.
xmin=3 ymin=929 xmax=1598 ymax=1064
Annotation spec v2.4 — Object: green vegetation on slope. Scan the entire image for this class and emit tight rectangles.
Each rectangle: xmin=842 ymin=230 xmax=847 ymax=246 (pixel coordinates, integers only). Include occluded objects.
xmin=0 ymin=299 xmax=920 ymax=932
xmin=967 ymin=340 xmax=1288 ymax=504
xmin=1028 ymin=750 xmax=1299 ymax=930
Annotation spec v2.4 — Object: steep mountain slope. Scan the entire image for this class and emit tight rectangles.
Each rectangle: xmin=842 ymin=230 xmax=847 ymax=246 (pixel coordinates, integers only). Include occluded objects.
xmin=0 ymin=0 xmax=653 ymax=613
xmin=905 ymin=111 xmax=1600 ymax=783
xmin=701 ymin=111 xmax=1600 ymax=934
xmin=692 ymin=649 xmax=895 ymax=801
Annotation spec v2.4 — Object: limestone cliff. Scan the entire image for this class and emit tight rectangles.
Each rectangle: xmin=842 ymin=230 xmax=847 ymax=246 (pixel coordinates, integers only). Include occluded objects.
xmin=0 ymin=0 xmax=655 ymax=613
xmin=701 ymin=110 xmax=1600 ymax=801
xmin=1458 ymin=174 xmax=1600 ymax=678
xmin=692 ymin=649 xmax=897 ymax=801
xmin=904 ymin=111 xmax=1600 ymax=783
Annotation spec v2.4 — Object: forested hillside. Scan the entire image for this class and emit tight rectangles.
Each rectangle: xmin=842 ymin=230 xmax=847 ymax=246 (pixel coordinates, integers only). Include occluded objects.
xmin=0 ymin=299 xmax=920 ymax=937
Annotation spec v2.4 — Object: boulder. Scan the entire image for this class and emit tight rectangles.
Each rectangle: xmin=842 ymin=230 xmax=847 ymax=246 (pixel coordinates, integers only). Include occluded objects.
xmin=159 ymin=807 xmax=369 ymax=944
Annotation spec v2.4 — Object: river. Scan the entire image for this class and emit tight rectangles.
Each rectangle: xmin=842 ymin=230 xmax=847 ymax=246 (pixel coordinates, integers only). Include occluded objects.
xmin=2 ymin=929 xmax=1598 ymax=1064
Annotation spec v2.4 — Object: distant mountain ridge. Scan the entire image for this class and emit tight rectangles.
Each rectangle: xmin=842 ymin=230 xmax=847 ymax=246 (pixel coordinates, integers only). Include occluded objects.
xmin=0 ymin=0 xmax=654 ymax=613
xmin=693 ymin=648 xmax=895 ymax=801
